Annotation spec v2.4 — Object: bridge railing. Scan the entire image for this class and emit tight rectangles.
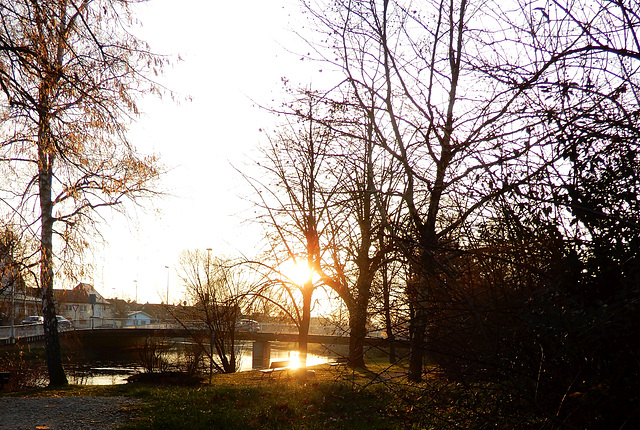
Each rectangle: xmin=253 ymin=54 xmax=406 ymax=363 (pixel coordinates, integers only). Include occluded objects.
xmin=0 ymin=323 xmax=45 ymax=341
xmin=0 ymin=320 xmax=352 ymax=341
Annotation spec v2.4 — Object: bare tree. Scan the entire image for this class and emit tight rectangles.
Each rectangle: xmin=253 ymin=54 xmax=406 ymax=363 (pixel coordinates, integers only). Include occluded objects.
xmin=308 ymin=100 xmax=402 ymax=367
xmin=298 ymin=0 xmax=640 ymax=385
xmin=175 ymin=250 xmax=245 ymax=375
xmin=301 ymin=0 xmax=486 ymax=380
xmin=246 ymin=90 xmax=345 ymax=367
xmin=251 ymin=84 xmax=409 ymax=367
xmin=0 ymin=0 xmax=165 ymax=385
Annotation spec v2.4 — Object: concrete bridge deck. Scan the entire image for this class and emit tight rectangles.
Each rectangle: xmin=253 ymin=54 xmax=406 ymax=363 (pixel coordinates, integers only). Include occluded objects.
xmin=1 ymin=326 xmax=400 ymax=348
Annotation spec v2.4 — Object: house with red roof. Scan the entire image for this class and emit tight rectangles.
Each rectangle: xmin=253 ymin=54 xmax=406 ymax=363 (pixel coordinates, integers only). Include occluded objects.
xmin=54 ymin=283 xmax=113 ymax=328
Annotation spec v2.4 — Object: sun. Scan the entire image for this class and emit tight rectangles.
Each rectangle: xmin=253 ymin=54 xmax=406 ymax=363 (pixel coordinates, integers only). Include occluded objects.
xmin=281 ymin=259 xmax=313 ymax=285
xmin=288 ymin=350 xmax=300 ymax=369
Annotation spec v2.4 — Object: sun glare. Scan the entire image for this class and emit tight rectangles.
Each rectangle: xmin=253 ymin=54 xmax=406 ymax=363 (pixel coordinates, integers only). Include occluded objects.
xmin=282 ymin=260 xmax=313 ymax=285
xmin=289 ymin=350 xmax=300 ymax=369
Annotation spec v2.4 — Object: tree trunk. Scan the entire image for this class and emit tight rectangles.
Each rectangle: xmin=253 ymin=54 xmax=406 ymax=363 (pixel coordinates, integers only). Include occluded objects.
xmin=298 ymin=279 xmax=313 ymax=367
xmin=38 ymin=146 xmax=67 ymax=386
xmin=407 ymin=266 xmax=431 ymax=383
xmin=348 ymin=301 xmax=367 ymax=367
xmin=407 ymin=248 xmax=438 ymax=382
xmin=381 ymin=261 xmax=396 ymax=363
xmin=407 ymin=299 xmax=427 ymax=382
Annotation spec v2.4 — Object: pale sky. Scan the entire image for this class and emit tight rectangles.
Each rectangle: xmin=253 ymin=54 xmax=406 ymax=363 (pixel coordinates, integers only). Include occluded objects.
xmin=90 ymin=0 xmax=325 ymax=304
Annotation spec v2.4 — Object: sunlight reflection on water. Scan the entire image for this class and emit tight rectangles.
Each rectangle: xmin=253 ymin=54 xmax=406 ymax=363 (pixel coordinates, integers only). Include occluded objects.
xmin=78 ymin=344 xmax=330 ymax=385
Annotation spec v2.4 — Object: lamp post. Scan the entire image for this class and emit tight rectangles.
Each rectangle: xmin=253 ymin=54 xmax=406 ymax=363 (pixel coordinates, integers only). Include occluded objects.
xmin=9 ymin=281 xmax=14 ymax=344
xmin=134 ymin=280 xmax=137 ymax=304
xmin=8 ymin=240 xmax=16 ymax=343
xmin=206 ymin=248 xmax=213 ymax=382
xmin=206 ymin=248 xmax=212 ymax=279
xmin=165 ymin=265 xmax=170 ymax=304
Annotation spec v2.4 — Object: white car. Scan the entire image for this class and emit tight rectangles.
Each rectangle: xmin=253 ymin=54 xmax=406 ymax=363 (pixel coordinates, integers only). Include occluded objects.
xmin=21 ymin=315 xmax=44 ymax=325
xmin=235 ymin=319 xmax=261 ymax=332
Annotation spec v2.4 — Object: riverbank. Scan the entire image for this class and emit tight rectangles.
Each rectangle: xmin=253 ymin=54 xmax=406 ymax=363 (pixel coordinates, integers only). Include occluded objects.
xmin=0 ymin=364 xmax=400 ymax=429
xmin=0 ymin=362 xmax=542 ymax=429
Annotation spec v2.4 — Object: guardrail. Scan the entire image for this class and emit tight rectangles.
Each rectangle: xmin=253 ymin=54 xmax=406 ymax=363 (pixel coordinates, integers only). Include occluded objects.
xmin=1 ymin=324 xmax=408 ymax=350
xmin=0 ymin=323 xmax=76 ymax=345
xmin=0 ymin=323 xmax=45 ymax=340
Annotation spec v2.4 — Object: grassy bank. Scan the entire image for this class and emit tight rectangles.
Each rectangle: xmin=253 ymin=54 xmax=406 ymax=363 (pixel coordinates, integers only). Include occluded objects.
xmin=121 ymin=368 xmax=406 ymax=429
xmin=2 ymin=362 xmax=542 ymax=429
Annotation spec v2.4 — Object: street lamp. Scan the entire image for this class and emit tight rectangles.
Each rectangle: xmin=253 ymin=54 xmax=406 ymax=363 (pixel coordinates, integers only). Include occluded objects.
xmin=133 ymin=280 xmax=137 ymax=304
xmin=9 ymin=281 xmax=15 ymax=344
xmin=206 ymin=248 xmax=212 ymax=278
xmin=165 ymin=265 xmax=170 ymax=304
xmin=205 ymin=248 xmax=213 ymax=382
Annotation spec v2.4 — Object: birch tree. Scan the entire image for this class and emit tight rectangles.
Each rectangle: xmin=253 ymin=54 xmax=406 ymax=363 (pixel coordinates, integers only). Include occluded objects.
xmin=0 ymin=0 xmax=165 ymax=386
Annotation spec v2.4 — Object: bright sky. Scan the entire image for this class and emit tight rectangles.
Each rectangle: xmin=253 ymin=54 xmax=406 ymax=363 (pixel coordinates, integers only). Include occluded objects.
xmin=90 ymin=0 xmax=324 ymax=304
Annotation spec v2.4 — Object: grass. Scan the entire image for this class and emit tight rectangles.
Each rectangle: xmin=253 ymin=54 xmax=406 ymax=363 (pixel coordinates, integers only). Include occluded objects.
xmin=122 ymin=365 xmax=411 ymax=430
xmin=1 ymin=361 xmax=543 ymax=429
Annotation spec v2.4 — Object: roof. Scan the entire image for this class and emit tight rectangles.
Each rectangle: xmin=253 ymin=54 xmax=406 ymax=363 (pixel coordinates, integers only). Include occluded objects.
xmin=126 ymin=311 xmax=153 ymax=319
xmin=54 ymin=283 xmax=110 ymax=305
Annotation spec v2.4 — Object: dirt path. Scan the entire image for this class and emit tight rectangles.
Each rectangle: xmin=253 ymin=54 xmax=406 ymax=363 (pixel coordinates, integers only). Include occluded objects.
xmin=0 ymin=396 xmax=139 ymax=430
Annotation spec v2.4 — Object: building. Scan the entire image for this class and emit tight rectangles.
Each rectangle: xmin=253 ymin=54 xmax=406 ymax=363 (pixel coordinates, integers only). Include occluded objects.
xmin=124 ymin=311 xmax=154 ymax=327
xmin=0 ymin=240 xmax=39 ymax=325
xmin=55 ymin=283 xmax=112 ymax=328
xmin=0 ymin=287 xmax=40 ymax=326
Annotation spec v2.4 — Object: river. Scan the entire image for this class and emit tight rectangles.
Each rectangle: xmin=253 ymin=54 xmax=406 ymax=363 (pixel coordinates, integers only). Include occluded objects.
xmin=70 ymin=341 xmax=334 ymax=385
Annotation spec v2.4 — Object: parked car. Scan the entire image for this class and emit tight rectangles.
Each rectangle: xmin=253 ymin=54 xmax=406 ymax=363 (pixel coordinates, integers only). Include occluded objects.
xmin=235 ymin=319 xmax=261 ymax=332
xmin=56 ymin=315 xmax=72 ymax=329
xmin=21 ymin=315 xmax=44 ymax=325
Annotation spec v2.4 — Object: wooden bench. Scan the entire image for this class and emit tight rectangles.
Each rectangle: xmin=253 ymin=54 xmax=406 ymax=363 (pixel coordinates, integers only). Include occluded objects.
xmin=328 ymin=357 xmax=348 ymax=370
xmin=260 ymin=360 xmax=290 ymax=378
xmin=0 ymin=372 xmax=10 ymax=390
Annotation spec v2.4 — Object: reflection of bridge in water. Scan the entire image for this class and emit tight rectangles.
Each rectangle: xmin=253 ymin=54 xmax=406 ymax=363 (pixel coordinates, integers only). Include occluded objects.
xmin=1 ymin=326 xmax=400 ymax=368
